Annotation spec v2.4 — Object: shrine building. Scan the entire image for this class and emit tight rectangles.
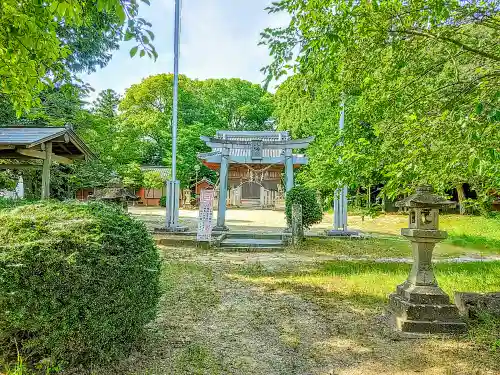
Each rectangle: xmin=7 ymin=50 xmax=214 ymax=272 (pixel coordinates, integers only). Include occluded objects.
xmin=198 ymin=131 xmax=314 ymax=230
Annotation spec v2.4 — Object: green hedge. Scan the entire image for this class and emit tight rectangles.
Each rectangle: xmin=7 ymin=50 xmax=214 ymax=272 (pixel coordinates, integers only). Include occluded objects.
xmin=285 ymin=186 xmax=323 ymax=229
xmin=0 ymin=201 xmax=161 ymax=367
xmin=160 ymin=195 xmax=166 ymax=207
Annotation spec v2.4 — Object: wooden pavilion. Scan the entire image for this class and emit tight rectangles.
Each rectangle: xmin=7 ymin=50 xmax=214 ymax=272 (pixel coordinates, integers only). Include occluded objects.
xmin=0 ymin=126 xmax=94 ymax=199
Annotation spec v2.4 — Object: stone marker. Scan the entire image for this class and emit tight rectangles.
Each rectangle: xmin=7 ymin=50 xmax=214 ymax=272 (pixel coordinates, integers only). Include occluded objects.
xmin=292 ymin=203 xmax=304 ymax=245
xmin=183 ymin=189 xmax=192 ymax=208
xmin=455 ymin=292 xmax=500 ymax=318
xmin=389 ymin=185 xmax=467 ymax=334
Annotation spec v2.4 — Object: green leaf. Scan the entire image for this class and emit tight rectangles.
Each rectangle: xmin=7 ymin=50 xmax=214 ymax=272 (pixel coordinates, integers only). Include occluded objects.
xmin=124 ymin=31 xmax=134 ymax=41
xmin=116 ymin=5 xmax=126 ymax=23
xmin=130 ymin=46 xmax=139 ymax=57
xmin=140 ymin=49 xmax=146 ymax=58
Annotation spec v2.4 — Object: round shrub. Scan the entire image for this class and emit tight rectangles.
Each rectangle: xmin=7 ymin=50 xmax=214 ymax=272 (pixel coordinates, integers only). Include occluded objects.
xmin=0 ymin=201 xmax=161 ymax=367
xmin=285 ymin=186 xmax=323 ymax=229
xmin=159 ymin=195 xmax=166 ymax=207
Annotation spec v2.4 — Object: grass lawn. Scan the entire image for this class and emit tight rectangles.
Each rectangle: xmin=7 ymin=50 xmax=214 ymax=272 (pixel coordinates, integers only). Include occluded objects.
xmin=345 ymin=213 xmax=500 ymax=257
xmin=90 ymin=237 xmax=500 ymax=375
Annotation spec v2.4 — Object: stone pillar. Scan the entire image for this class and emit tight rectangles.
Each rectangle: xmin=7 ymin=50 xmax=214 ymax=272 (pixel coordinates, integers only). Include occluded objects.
xmin=285 ymin=148 xmax=294 ymax=192
xmin=41 ymin=142 xmax=52 ymax=199
xmin=292 ymin=203 xmax=304 ymax=245
xmin=260 ymin=185 xmax=265 ymax=207
xmin=235 ymin=185 xmax=241 ymax=206
xmin=389 ymin=186 xmax=466 ymax=335
xmin=214 ymin=148 xmax=229 ymax=231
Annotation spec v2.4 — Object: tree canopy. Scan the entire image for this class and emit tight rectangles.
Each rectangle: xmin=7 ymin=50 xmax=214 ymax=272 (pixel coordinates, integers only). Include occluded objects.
xmin=263 ymin=0 xmax=500 ymax=210
xmin=0 ymin=0 xmax=156 ymax=114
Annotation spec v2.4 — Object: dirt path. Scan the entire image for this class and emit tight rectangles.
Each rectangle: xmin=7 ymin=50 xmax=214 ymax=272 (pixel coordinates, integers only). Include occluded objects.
xmin=94 ymin=246 xmax=498 ymax=375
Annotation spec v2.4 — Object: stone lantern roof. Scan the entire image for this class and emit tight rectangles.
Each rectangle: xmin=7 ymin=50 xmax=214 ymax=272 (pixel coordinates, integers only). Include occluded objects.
xmin=396 ymin=185 xmax=455 ymax=209
xmin=92 ymin=177 xmax=139 ymax=202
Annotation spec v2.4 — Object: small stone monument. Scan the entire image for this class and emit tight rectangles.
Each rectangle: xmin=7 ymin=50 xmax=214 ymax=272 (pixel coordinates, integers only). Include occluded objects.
xmin=291 ymin=203 xmax=304 ymax=245
xmin=183 ymin=189 xmax=192 ymax=208
xmin=389 ymin=185 xmax=466 ymax=334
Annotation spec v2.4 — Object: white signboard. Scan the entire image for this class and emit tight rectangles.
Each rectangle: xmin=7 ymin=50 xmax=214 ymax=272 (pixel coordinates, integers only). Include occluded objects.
xmin=197 ymin=189 xmax=215 ymax=242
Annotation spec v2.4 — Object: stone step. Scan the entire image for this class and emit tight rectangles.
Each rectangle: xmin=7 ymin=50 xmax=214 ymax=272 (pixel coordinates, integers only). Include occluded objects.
xmin=224 ymin=232 xmax=284 ymax=241
xmin=397 ymin=319 xmax=467 ymax=334
xmin=221 ymin=238 xmax=284 ymax=248
xmin=219 ymin=246 xmax=285 ymax=252
xmin=389 ymin=294 xmax=461 ymax=321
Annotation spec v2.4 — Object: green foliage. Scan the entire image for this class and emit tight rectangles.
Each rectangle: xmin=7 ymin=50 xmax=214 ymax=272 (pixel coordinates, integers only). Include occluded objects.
xmin=265 ymin=0 xmax=500 ymax=209
xmin=92 ymin=89 xmax=121 ymax=118
xmin=159 ymin=195 xmax=166 ymax=207
xmin=0 ymin=201 xmax=161 ymax=367
xmin=69 ymin=159 xmax=114 ymax=190
xmin=119 ymin=162 xmax=143 ymax=190
xmin=285 ymin=186 xmax=323 ymax=229
xmin=117 ymin=74 xmax=273 ymax=187
xmin=0 ymin=171 xmax=17 ymax=191
xmin=0 ymin=198 xmax=37 ymax=210
xmin=0 ymin=0 xmax=156 ymax=114
xmin=143 ymin=171 xmax=164 ymax=190
xmin=468 ymin=313 xmax=500 ymax=353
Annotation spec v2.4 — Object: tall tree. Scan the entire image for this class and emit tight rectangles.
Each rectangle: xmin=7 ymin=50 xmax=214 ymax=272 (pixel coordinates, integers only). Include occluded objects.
xmin=93 ymin=89 xmax=121 ymax=118
xmin=197 ymin=78 xmax=275 ymax=131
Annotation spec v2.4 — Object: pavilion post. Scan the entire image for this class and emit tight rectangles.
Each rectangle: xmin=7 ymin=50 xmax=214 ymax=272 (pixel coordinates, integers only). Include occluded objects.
xmin=41 ymin=142 xmax=52 ymax=199
xmin=214 ymin=148 xmax=230 ymax=231
xmin=285 ymin=147 xmax=294 ymax=192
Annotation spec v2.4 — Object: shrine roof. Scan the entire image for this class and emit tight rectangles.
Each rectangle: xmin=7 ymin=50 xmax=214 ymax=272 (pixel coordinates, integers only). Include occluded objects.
xmin=214 ymin=130 xmax=291 ymax=158
xmin=140 ymin=165 xmax=170 ymax=181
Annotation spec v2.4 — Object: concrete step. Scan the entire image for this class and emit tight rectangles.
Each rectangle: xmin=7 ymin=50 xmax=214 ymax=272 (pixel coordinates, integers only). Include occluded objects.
xmin=224 ymin=232 xmax=284 ymax=241
xmin=221 ymin=238 xmax=284 ymax=247
xmin=220 ymin=237 xmax=285 ymax=252
xmin=219 ymin=246 xmax=285 ymax=252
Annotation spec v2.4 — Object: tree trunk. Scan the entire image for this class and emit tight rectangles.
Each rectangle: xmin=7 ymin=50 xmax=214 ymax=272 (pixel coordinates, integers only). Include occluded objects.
xmin=457 ymin=183 xmax=466 ymax=215
xmin=367 ymin=185 xmax=371 ymax=209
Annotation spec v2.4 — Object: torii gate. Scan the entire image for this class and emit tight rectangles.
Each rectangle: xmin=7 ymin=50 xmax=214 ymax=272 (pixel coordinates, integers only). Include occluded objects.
xmin=199 ymin=133 xmax=314 ymax=231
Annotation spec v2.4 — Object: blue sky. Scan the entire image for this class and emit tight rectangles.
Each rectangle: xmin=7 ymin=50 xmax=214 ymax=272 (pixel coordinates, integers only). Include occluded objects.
xmin=82 ymin=0 xmax=289 ymax=100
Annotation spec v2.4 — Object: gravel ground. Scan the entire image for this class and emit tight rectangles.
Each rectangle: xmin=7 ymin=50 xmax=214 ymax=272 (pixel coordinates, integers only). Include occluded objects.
xmin=90 ymin=245 xmax=499 ymax=375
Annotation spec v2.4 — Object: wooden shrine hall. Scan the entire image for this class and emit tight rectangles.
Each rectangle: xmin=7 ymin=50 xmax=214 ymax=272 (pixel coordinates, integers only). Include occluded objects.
xmin=0 ymin=126 xmax=94 ymax=199
xmin=198 ymin=130 xmax=314 ymax=231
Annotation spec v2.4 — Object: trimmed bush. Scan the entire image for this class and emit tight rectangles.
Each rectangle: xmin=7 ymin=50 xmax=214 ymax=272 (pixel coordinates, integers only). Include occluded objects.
xmin=285 ymin=186 xmax=323 ymax=229
xmin=0 ymin=201 xmax=161 ymax=367
xmin=160 ymin=195 xmax=166 ymax=207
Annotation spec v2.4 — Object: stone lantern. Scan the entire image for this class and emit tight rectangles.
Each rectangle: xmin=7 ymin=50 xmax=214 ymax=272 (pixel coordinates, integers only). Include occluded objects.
xmin=389 ymin=185 xmax=466 ymax=334
xmin=91 ymin=177 xmax=139 ymax=211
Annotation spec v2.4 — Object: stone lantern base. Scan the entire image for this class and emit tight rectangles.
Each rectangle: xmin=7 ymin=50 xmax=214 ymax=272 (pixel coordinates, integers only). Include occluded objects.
xmin=389 ymin=281 xmax=467 ymax=334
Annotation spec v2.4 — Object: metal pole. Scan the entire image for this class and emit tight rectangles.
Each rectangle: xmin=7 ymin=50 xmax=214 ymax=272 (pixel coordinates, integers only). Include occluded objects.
xmin=166 ymin=0 xmax=181 ymax=229
xmin=330 ymin=98 xmax=350 ymax=234
xmin=171 ymin=0 xmax=180 ymax=183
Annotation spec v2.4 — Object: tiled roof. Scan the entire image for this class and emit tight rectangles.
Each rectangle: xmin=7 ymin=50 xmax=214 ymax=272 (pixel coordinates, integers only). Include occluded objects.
xmin=215 ymin=131 xmax=290 ymax=157
xmin=0 ymin=127 xmax=67 ymax=145
xmin=141 ymin=166 xmax=171 ymax=180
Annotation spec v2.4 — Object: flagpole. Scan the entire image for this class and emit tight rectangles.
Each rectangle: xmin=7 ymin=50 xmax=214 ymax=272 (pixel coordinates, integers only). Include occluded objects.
xmin=165 ymin=0 xmax=186 ymax=231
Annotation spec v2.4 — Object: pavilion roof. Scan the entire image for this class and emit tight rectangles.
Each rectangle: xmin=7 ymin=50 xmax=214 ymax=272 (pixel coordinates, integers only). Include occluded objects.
xmin=0 ymin=126 xmax=95 ymax=159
